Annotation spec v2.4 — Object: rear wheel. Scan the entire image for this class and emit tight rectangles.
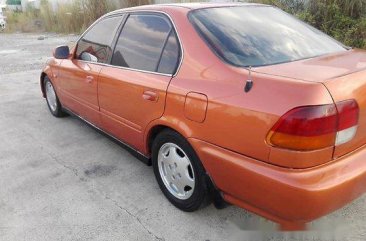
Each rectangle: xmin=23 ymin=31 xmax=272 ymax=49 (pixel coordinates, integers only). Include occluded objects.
xmin=152 ymin=129 xmax=209 ymax=211
xmin=44 ymin=77 xmax=66 ymax=117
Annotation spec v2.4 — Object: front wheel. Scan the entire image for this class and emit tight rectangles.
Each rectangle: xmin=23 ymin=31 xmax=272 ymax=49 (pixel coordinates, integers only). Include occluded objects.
xmin=44 ymin=77 xmax=66 ymax=117
xmin=152 ymin=129 xmax=209 ymax=212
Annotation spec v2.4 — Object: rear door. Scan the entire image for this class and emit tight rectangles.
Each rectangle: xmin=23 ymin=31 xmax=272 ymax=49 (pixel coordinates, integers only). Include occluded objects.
xmin=98 ymin=13 xmax=181 ymax=150
xmin=58 ymin=15 xmax=123 ymax=125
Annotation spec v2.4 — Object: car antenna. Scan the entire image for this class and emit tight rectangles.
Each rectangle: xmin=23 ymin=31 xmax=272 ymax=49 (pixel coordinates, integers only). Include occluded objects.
xmin=244 ymin=66 xmax=253 ymax=93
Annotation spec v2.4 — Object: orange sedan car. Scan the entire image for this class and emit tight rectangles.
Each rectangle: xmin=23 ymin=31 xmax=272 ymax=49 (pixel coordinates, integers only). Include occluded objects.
xmin=41 ymin=3 xmax=366 ymax=229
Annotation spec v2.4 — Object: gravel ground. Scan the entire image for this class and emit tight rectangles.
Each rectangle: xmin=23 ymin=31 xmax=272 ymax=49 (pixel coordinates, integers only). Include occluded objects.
xmin=0 ymin=33 xmax=365 ymax=241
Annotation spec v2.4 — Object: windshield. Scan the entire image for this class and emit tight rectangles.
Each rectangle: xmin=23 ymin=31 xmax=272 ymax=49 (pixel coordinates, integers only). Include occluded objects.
xmin=189 ymin=6 xmax=347 ymax=67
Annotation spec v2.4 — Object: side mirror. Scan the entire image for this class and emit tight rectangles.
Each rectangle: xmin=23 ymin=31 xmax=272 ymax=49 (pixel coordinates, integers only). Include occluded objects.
xmin=53 ymin=45 xmax=70 ymax=59
xmin=80 ymin=52 xmax=98 ymax=62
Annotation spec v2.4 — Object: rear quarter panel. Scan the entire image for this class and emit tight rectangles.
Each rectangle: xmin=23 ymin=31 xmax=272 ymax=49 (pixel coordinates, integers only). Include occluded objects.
xmin=148 ymin=8 xmax=335 ymax=168
xmin=324 ymin=69 xmax=366 ymax=158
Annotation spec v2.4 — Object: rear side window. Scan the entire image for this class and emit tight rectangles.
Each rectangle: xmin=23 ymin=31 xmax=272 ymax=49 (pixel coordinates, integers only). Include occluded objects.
xmin=111 ymin=14 xmax=175 ymax=73
xmin=158 ymin=31 xmax=180 ymax=74
xmin=76 ymin=16 xmax=122 ymax=63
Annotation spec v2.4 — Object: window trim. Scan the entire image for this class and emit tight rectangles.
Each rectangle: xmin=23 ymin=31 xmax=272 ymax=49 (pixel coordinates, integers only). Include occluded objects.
xmin=156 ymin=30 xmax=181 ymax=74
xmin=111 ymin=13 xmax=175 ymax=74
xmin=155 ymin=28 xmax=173 ymax=72
xmin=75 ymin=14 xmax=126 ymax=64
xmin=74 ymin=10 xmax=183 ymax=77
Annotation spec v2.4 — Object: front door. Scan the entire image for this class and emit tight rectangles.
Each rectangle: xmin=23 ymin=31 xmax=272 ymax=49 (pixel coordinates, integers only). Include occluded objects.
xmin=58 ymin=15 xmax=124 ymax=125
xmin=58 ymin=60 xmax=101 ymax=123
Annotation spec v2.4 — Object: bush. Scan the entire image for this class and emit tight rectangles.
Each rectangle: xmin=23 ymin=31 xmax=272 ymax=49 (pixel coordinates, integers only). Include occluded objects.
xmin=300 ymin=0 xmax=366 ymax=48
xmin=4 ymin=6 xmax=43 ymax=32
xmin=252 ymin=0 xmax=366 ymax=49
xmin=5 ymin=0 xmax=118 ymax=33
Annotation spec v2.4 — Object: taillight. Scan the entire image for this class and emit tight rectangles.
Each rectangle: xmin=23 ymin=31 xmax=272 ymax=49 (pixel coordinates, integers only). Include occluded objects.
xmin=335 ymin=100 xmax=359 ymax=146
xmin=267 ymin=100 xmax=359 ymax=151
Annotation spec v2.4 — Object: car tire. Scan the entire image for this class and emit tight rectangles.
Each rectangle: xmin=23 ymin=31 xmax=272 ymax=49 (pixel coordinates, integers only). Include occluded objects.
xmin=152 ymin=129 xmax=209 ymax=212
xmin=44 ymin=77 xmax=67 ymax=117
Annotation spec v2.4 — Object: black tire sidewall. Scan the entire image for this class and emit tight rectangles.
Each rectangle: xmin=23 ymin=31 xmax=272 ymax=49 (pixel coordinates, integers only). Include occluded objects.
xmin=152 ymin=130 xmax=208 ymax=212
xmin=44 ymin=77 xmax=63 ymax=117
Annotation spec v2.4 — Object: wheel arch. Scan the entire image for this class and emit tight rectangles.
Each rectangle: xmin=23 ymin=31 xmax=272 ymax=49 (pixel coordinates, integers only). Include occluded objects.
xmin=144 ymin=117 xmax=195 ymax=155
xmin=145 ymin=124 xmax=182 ymax=156
xmin=145 ymin=121 xmax=227 ymax=208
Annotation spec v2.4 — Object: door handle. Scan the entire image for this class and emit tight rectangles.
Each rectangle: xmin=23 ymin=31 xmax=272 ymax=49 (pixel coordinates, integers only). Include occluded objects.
xmin=142 ymin=90 xmax=158 ymax=102
xmin=86 ymin=76 xmax=94 ymax=83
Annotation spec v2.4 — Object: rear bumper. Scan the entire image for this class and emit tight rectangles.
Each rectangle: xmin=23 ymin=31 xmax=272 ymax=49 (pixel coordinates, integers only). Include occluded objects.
xmin=189 ymin=138 xmax=366 ymax=224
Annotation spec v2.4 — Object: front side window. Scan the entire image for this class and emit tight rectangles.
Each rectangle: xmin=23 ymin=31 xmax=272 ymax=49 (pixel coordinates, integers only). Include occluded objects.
xmin=111 ymin=14 xmax=174 ymax=72
xmin=189 ymin=6 xmax=347 ymax=67
xmin=76 ymin=16 xmax=122 ymax=63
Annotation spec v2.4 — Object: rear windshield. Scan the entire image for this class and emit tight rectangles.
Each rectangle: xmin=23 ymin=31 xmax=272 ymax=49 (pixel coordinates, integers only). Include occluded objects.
xmin=189 ymin=6 xmax=347 ymax=67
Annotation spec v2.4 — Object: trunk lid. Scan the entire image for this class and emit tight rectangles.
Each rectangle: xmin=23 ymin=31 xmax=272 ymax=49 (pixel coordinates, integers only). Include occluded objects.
xmin=254 ymin=49 xmax=366 ymax=82
xmin=255 ymin=49 xmax=366 ymax=158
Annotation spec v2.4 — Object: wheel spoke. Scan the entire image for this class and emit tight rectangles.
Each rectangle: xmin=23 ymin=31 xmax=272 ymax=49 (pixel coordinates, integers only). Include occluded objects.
xmin=173 ymin=178 xmax=186 ymax=195
xmin=176 ymin=161 xmax=189 ymax=177
xmin=169 ymin=146 xmax=181 ymax=162
xmin=182 ymin=172 xmax=195 ymax=188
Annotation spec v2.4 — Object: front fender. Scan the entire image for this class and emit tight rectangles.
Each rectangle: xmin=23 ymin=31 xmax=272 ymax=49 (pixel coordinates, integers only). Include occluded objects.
xmin=40 ymin=58 xmax=61 ymax=98
xmin=40 ymin=65 xmax=54 ymax=98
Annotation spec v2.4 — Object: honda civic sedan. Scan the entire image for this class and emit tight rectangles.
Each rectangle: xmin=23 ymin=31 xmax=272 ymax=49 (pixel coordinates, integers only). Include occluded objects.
xmin=41 ymin=3 xmax=366 ymax=229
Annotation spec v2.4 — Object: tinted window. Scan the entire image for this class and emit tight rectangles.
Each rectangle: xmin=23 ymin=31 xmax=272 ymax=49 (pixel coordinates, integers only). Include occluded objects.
xmin=112 ymin=14 xmax=172 ymax=72
xmin=76 ymin=16 xmax=122 ymax=63
xmin=189 ymin=6 xmax=346 ymax=67
xmin=158 ymin=31 xmax=180 ymax=74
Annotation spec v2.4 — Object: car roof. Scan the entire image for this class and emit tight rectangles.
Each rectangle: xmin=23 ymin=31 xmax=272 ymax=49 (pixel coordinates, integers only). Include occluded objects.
xmin=147 ymin=2 xmax=265 ymax=9
xmin=107 ymin=2 xmax=267 ymax=15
